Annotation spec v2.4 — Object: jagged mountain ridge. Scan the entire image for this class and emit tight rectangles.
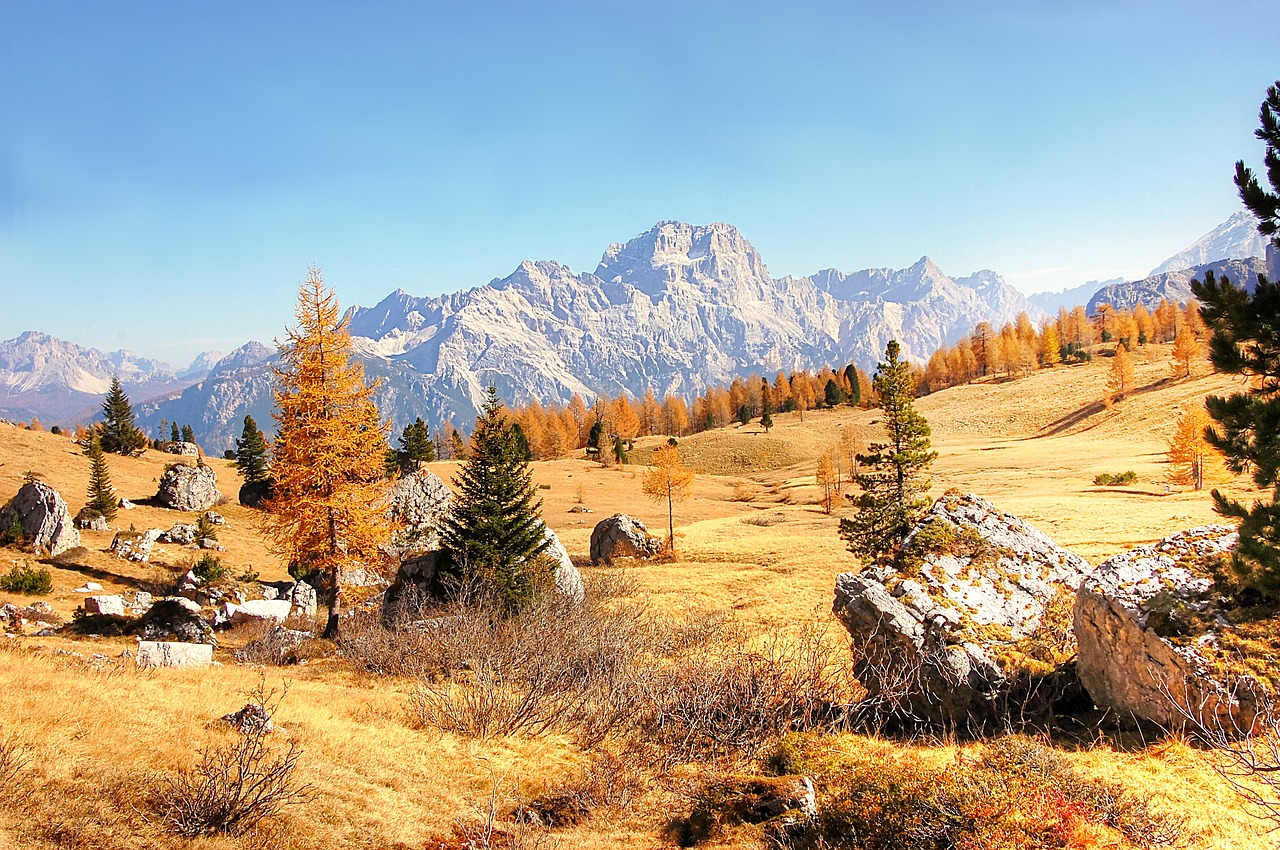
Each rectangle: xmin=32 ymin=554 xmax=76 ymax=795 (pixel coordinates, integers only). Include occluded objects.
xmin=2 ymin=221 xmax=1060 ymax=449
xmin=1149 ymin=211 xmax=1268 ymax=276
xmin=1086 ymin=257 xmax=1267 ymax=314
xmin=0 ymin=331 xmax=193 ymax=423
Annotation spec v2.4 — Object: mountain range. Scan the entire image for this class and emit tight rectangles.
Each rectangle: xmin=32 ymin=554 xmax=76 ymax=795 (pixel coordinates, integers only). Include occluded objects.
xmin=1 ymin=214 xmax=1272 ymax=450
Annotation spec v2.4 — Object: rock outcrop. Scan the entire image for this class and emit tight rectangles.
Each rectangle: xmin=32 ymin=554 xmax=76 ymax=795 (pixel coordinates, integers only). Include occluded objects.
xmin=1074 ymin=526 xmax=1263 ymax=731
xmin=110 ymin=530 xmax=154 ymax=563
xmin=832 ymin=493 xmax=1091 ymax=730
xmin=543 ymin=525 xmax=584 ymax=604
xmin=0 ymin=481 xmax=80 ymax=556
xmin=133 ymin=597 xmax=212 ymax=644
xmin=385 ymin=469 xmax=452 ymax=558
xmin=74 ymin=507 xmax=109 ymax=531
xmin=589 ymin=514 xmax=663 ymax=565
xmin=136 ymin=640 xmax=213 ymax=668
xmin=156 ymin=464 xmax=222 ymax=511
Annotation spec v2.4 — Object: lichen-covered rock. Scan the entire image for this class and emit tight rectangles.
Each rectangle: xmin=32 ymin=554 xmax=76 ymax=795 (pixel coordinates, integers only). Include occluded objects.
xmin=136 ymin=640 xmax=213 ymax=668
xmin=0 ymin=481 xmax=80 ymax=555
xmin=83 ymin=595 xmax=125 ymax=616
xmin=543 ymin=525 xmax=584 ymax=604
xmin=166 ymin=441 xmax=200 ymax=456
xmin=133 ymin=598 xmax=213 ymax=644
xmin=832 ymin=492 xmax=1091 ymax=731
xmin=589 ymin=514 xmax=663 ymax=565
xmin=156 ymin=464 xmax=222 ymax=511
xmin=1074 ymin=525 xmax=1263 ymax=731
xmin=385 ymin=470 xmax=452 ymax=558
xmin=74 ymin=507 xmax=109 ymax=531
xmin=160 ymin=523 xmax=198 ymax=544
xmin=110 ymin=530 xmax=153 ymax=563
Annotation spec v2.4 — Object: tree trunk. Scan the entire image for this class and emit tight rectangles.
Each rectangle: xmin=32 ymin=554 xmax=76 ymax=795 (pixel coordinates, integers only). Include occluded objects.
xmin=323 ymin=567 xmax=342 ymax=639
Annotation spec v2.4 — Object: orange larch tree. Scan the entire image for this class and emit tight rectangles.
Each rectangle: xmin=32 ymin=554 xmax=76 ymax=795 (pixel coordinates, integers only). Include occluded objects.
xmin=1170 ymin=324 xmax=1205 ymax=379
xmin=268 ymin=266 xmax=393 ymax=639
xmin=1107 ymin=344 xmax=1135 ymax=403
xmin=1166 ymin=404 xmax=1227 ymax=491
xmin=642 ymin=442 xmax=695 ymax=556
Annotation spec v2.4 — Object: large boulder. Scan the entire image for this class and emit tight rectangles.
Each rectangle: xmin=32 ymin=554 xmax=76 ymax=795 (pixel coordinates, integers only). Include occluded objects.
xmin=83 ymin=595 xmax=125 ymax=617
xmin=1074 ymin=526 xmax=1264 ymax=732
xmin=74 ymin=507 xmax=109 ymax=531
xmin=238 ymin=479 xmax=273 ymax=509
xmin=136 ymin=640 xmax=213 ymax=669
xmin=165 ymin=441 xmax=200 ymax=456
xmin=385 ymin=470 xmax=453 ymax=558
xmin=156 ymin=464 xmax=222 ymax=512
xmin=220 ymin=599 xmax=292 ymax=627
xmin=260 ymin=580 xmax=317 ymax=618
xmin=0 ymin=481 xmax=80 ymax=556
xmin=832 ymin=492 xmax=1092 ymax=731
xmin=543 ymin=526 xmax=585 ymax=604
xmin=159 ymin=523 xmax=198 ymax=545
xmin=589 ymin=514 xmax=663 ymax=565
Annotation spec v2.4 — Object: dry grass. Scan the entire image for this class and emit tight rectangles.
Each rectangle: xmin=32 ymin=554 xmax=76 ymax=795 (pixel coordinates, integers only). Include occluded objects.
xmin=0 ymin=345 xmax=1274 ymax=849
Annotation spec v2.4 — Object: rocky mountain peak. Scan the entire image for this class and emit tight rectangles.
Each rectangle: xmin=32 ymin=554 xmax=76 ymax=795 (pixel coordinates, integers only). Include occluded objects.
xmin=595 ymin=220 xmax=769 ymax=298
xmin=1149 ymin=211 xmax=1267 ymax=276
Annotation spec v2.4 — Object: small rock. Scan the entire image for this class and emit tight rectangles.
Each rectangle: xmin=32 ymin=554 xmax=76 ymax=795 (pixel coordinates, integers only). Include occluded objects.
xmin=83 ymin=595 xmax=125 ymax=617
xmin=136 ymin=640 xmax=213 ymax=668
xmin=75 ymin=582 xmax=104 ymax=593
xmin=159 ymin=523 xmax=198 ymax=545
xmin=118 ymin=498 xmax=136 ymax=510
xmin=229 ymin=599 xmax=291 ymax=626
xmin=204 ymin=511 xmax=225 ymax=525
xmin=220 ymin=702 xmax=274 ymax=735
xmin=109 ymin=531 xmax=153 ymax=563
xmin=567 ymin=505 xmax=592 ymax=513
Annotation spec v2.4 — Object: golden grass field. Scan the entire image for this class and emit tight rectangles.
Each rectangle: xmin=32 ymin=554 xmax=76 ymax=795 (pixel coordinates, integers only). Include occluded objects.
xmin=0 ymin=344 xmax=1275 ymax=849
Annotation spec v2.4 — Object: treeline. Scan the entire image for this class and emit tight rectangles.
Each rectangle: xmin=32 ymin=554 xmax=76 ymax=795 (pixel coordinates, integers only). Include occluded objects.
xmin=920 ymin=299 xmax=1206 ymax=394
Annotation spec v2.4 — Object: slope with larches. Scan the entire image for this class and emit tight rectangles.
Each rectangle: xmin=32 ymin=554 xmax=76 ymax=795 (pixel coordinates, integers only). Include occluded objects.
xmin=0 ymin=346 xmax=1271 ymax=850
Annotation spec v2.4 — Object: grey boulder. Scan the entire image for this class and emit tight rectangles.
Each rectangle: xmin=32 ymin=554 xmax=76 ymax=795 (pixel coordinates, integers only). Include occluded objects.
xmin=156 ymin=464 xmax=222 ymax=512
xmin=589 ymin=514 xmax=663 ymax=565
xmin=0 ymin=481 xmax=80 ymax=556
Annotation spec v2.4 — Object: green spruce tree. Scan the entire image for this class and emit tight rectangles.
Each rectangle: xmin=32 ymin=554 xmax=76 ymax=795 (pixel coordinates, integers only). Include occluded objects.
xmin=170 ymin=421 xmax=180 ymax=443
xmin=839 ymin=340 xmax=937 ymax=563
xmin=181 ymin=424 xmax=196 ymax=444
xmin=84 ymin=433 xmax=118 ymax=522
xmin=388 ymin=417 xmax=435 ymax=476
xmin=440 ymin=386 xmax=551 ymax=612
xmin=234 ymin=415 xmax=271 ymax=483
xmin=1191 ymin=80 xmax=1280 ymax=598
xmin=844 ymin=364 xmax=861 ymax=407
xmin=100 ymin=377 xmax=146 ymax=456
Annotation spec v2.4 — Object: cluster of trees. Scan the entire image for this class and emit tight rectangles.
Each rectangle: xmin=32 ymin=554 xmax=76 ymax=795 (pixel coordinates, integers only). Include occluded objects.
xmin=155 ymin=419 xmax=200 ymax=448
xmin=920 ymin=300 xmax=1208 ymax=395
xmin=495 ymin=363 xmax=873 ymax=463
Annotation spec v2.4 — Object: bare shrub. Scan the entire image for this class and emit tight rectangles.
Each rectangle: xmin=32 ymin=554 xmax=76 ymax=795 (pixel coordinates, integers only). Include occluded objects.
xmin=0 ymin=728 xmax=31 ymax=796
xmin=156 ymin=681 xmax=312 ymax=836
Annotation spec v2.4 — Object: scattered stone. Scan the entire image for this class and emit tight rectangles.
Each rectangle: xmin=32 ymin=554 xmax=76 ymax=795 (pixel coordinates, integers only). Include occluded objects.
xmin=174 ymin=570 xmax=202 ymax=600
xmin=227 ymin=599 xmax=291 ymax=627
xmin=567 ymin=505 xmax=592 ymax=513
xmin=288 ymin=581 xmax=317 ymax=617
xmin=136 ymin=640 xmax=213 ymax=668
xmin=159 ymin=523 xmax=198 ymax=545
xmin=0 ymin=481 xmax=80 ymax=555
xmin=343 ymin=567 xmax=389 ymax=589
xmin=832 ymin=492 xmax=1092 ymax=731
xmin=109 ymin=530 xmax=153 ymax=563
xmin=133 ymin=598 xmax=213 ymax=644
xmin=165 ymin=441 xmax=201 ymax=456
xmin=589 ymin=514 xmax=664 ymax=565
xmin=118 ymin=498 xmax=136 ymax=510
xmin=670 ymin=775 xmax=817 ymax=843
xmin=235 ymin=625 xmax=311 ymax=664
xmin=75 ymin=582 xmax=103 ymax=593
xmin=220 ymin=703 xmax=274 ymax=734
xmin=29 ymin=601 xmax=52 ymax=614
xmin=74 ymin=507 xmax=109 ymax=531
xmin=385 ymin=470 xmax=453 ymax=558
xmin=129 ymin=591 xmax=153 ymax=612
xmin=83 ymin=595 xmax=125 ymax=617
xmin=203 ymin=511 xmax=226 ymax=525
xmin=155 ymin=463 xmax=222 ymax=512
xmin=1074 ymin=525 xmax=1263 ymax=732
xmin=198 ymin=538 xmax=224 ymax=551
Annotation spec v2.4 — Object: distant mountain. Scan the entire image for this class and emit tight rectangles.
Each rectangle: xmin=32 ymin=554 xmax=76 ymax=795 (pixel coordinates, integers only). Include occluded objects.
xmin=1149 ymin=211 xmax=1268 ymax=276
xmin=1086 ymin=257 xmax=1267 ymax=314
xmin=133 ymin=221 xmax=1047 ymax=450
xmin=1028 ymin=279 xmax=1120 ymax=315
xmin=0 ymin=331 xmax=192 ymax=424
xmin=176 ymin=350 xmax=225 ymax=380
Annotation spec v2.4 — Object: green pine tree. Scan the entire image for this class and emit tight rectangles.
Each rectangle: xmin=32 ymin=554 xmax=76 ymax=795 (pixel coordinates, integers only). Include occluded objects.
xmin=440 ymin=386 xmax=551 ymax=612
xmin=84 ymin=434 xmax=118 ymax=522
xmin=824 ymin=378 xmax=846 ymax=407
xmin=839 ymin=340 xmax=937 ymax=563
xmin=170 ymin=421 xmax=180 ymax=443
xmin=845 ymin=364 xmax=861 ymax=407
xmin=233 ymin=415 xmax=271 ymax=484
xmin=388 ymin=417 xmax=435 ymax=476
xmin=181 ymin=424 xmax=196 ymax=444
xmin=100 ymin=377 xmax=146 ymax=456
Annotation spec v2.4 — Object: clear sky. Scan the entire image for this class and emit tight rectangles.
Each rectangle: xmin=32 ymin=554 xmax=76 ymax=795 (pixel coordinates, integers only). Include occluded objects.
xmin=1 ymin=1 xmax=1275 ymax=367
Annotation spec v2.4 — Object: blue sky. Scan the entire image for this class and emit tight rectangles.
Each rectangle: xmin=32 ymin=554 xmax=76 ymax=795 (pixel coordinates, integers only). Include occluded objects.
xmin=1 ymin=1 xmax=1276 ymax=366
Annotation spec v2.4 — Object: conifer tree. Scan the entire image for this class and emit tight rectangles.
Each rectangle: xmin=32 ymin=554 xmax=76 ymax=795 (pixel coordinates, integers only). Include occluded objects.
xmin=84 ymin=434 xmax=117 ymax=522
xmin=844 ymin=364 xmax=861 ymax=406
xmin=1190 ymin=79 xmax=1280 ymax=599
xmin=388 ymin=417 xmax=435 ymax=476
xmin=100 ymin=377 xmax=146 ymax=455
xmin=441 ymin=386 xmax=550 ymax=612
xmin=180 ymin=424 xmax=196 ymax=444
xmin=171 ymin=421 xmax=181 ymax=443
xmin=642 ymin=442 xmax=695 ymax=556
xmin=760 ymin=410 xmax=774 ymax=432
xmin=267 ymin=266 xmax=392 ymax=638
xmin=1170 ymin=324 xmax=1204 ymax=379
xmin=840 ymin=341 xmax=937 ymax=562
xmin=234 ymin=415 xmax=270 ymax=484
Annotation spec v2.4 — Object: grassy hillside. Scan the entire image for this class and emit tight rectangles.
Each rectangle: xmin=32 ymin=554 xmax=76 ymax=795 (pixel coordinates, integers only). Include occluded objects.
xmin=0 ymin=348 xmax=1273 ymax=849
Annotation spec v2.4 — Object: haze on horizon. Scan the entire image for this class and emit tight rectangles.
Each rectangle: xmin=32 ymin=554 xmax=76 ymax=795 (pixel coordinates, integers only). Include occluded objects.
xmin=1 ymin=0 xmax=1275 ymax=366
